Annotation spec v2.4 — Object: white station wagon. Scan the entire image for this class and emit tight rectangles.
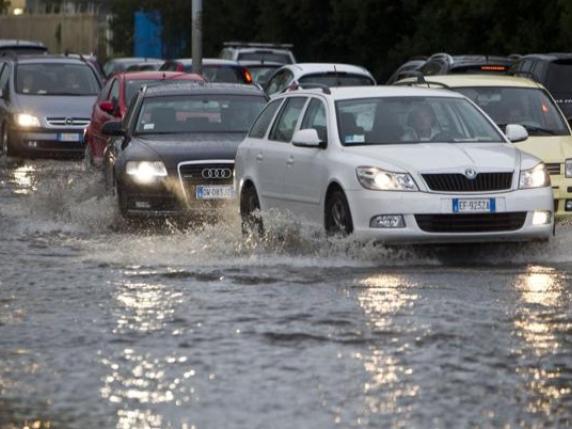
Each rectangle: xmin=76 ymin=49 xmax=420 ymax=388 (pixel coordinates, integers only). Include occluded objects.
xmin=235 ymin=85 xmax=554 ymax=243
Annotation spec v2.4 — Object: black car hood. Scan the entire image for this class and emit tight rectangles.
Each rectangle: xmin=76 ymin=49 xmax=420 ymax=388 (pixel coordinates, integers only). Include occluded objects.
xmin=131 ymin=133 xmax=246 ymax=170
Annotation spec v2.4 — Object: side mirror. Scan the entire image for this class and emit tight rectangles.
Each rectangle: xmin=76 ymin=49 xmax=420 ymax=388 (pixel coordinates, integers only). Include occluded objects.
xmin=505 ymin=124 xmax=528 ymax=143
xmin=292 ymin=128 xmax=326 ymax=148
xmin=102 ymin=120 xmax=125 ymax=137
xmin=99 ymin=100 xmax=115 ymax=115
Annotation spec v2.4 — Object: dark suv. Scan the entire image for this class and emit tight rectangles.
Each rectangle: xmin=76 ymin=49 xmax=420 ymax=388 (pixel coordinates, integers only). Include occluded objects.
xmin=0 ymin=54 xmax=102 ymax=158
xmin=511 ymin=53 xmax=572 ymax=120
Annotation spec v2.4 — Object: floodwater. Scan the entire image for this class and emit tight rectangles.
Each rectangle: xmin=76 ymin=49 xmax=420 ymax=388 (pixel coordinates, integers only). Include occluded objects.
xmin=1 ymin=159 xmax=571 ymax=429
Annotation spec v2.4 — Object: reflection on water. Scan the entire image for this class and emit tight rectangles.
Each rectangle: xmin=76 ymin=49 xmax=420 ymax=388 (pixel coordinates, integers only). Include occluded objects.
xmin=356 ymin=274 xmax=419 ymax=423
xmin=11 ymin=164 xmax=36 ymax=195
xmin=513 ymin=266 xmax=572 ymax=417
xmin=100 ymin=278 xmax=194 ymax=429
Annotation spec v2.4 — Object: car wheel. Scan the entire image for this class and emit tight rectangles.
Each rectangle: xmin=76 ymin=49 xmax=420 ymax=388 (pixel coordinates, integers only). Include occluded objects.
xmin=240 ymin=184 xmax=263 ymax=236
xmin=325 ymin=188 xmax=353 ymax=236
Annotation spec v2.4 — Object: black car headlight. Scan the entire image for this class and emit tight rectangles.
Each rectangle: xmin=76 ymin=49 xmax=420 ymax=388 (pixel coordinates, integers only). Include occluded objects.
xmin=126 ymin=161 xmax=168 ymax=184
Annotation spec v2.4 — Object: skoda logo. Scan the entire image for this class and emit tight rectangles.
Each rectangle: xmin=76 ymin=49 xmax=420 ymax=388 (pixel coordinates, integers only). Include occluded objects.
xmin=202 ymin=168 xmax=232 ymax=179
xmin=65 ymin=118 xmax=74 ymax=126
xmin=465 ymin=168 xmax=477 ymax=179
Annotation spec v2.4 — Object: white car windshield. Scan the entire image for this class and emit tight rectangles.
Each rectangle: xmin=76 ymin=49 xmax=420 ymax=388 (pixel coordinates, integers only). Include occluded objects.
xmin=455 ymin=87 xmax=569 ymax=136
xmin=135 ymin=94 xmax=266 ymax=134
xmin=336 ymin=96 xmax=504 ymax=145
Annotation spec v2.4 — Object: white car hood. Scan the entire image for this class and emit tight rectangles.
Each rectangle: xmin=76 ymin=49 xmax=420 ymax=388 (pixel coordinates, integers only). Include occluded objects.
xmin=344 ymin=142 xmax=532 ymax=173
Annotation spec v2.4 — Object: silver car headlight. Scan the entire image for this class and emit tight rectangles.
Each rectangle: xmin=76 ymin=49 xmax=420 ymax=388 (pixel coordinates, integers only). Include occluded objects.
xmin=126 ymin=161 xmax=168 ymax=184
xmin=15 ymin=113 xmax=41 ymax=128
xmin=356 ymin=166 xmax=418 ymax=191
xmin=519 ymin=163 xmax=550 ymax=189
xmin=565 ymin=159 xmax=572 ymax=178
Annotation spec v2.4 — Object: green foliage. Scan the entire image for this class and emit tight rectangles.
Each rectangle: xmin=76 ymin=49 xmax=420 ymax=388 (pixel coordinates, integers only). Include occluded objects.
xmin=109 ymin=0 xmax=572 ymax=81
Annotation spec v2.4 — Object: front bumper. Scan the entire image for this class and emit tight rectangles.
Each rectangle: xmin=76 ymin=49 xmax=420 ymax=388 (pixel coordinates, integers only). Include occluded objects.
xmin=118 ymin=175 xmax=237 ymax=218
xmin=7 ymin=126 xmax=85 ymax=158
xmin=345 ymin=187 xmax=554 ymax=244
xmin=550 ymin=173 xmax=572 ymax=219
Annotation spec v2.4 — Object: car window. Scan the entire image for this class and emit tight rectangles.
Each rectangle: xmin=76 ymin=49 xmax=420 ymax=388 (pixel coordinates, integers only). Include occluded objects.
xmin=109 ymin=78 xmax=120 ymax=103
xmin=336 ymin=96 xmax=504 ymax=146
xmin=135 ymin=94 xmax=266 ymax=134
xmin=15 ymin=63 xmax=100 ymax=96
xmin=266 ymin=70 xmax=293 ymax=95
xmin=457 ymin=86 xmax=569 ymax=135
xmin=269 ymin=97 xmax=307 ymax=142
xmin=203 ymin=66 xmax=244 ymax=83
xmin=98 ymin=77 xmax=114 ymax=101
xmin=238 ymin=52 xmax=292 ymax=64
xmin=0 ymin=64 xmax=8 ymax=92
xmin=546 ymin=60 xmax=572 ymax=93
xmin=249 ymin=99 xmax=283 ymax=138
xmin=301 ymin=98 xmax=328 ymax=142
xmin=299 ymin=73 xmax=374 ymax=87
xmin=421 ymin=60 xmax=444 ymax=76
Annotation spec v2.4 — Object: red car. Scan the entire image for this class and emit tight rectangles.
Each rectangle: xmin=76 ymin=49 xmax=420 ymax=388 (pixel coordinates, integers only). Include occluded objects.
xmin=84 ymin=71 xmax=204 ymax=166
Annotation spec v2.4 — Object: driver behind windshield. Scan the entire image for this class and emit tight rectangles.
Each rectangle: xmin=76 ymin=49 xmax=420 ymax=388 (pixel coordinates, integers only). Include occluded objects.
xmin=402 ymin=104 xmax=440 ymax=141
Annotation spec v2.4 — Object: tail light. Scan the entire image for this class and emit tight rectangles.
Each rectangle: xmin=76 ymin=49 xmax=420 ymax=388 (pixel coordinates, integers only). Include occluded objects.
xmin=242 ymin=68 xmax=253 ymax=84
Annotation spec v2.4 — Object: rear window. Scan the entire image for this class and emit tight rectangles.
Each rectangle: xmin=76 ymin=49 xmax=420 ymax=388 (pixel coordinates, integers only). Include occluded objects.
xmin=238 ymin=52 xmax=292 ymax=64
xmin=299 ymin=73 xmax=374 ymax=87
xmin=202 ymin=65 xmax=246 ymax=84
xmin=546 ymin=60 xmax=572 ymax=93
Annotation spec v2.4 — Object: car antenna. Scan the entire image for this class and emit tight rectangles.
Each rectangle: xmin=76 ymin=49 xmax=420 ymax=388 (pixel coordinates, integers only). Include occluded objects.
xmin=334 ymin=64 xmax=340 ymax=85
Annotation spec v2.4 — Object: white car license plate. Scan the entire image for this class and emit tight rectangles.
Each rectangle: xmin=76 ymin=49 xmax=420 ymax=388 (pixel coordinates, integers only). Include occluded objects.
xmin=453 ymin=198 xmax=496 ymax=213
xmin=59 ymin=133 xmax=81 ymax=142
xmin=195 ymin=185 xmax=235 ymax=200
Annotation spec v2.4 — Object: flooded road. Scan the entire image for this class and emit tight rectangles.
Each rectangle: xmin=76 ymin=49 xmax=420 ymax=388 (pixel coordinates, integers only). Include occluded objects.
xmin=1 ymin=159 xmax=572 ymax=428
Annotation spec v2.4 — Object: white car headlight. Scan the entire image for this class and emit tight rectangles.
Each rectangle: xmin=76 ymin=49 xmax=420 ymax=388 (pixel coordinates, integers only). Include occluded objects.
xmin=566 ymin=159 xmax=572 ymax=178
xmin=15 ymin=113 xmax=41 ymax=128
xmin=126 ymin=161 xmax=168 ymax=184
xmin=356 ymin=166 xmax=418 ymax=191
xmin=519 ymin=163 xmax=550 ymax=189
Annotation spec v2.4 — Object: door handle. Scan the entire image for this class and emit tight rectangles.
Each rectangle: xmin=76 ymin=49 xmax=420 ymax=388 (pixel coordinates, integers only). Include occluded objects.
xmin=286 ymin=156 xmax=294 ymax=166
xmin=256 ymin=153 xmax=263 ymax=162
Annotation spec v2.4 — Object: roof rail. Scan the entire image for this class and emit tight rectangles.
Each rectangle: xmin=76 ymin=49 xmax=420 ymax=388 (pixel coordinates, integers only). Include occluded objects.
xmin=223 ymin=41 xmax=294 ymax=49
xmin=283 ymin=81 xmax=331 ymax=95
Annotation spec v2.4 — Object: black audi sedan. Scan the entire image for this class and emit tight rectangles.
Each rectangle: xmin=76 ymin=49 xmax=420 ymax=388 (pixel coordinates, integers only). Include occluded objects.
xmin=102 ymin=82 xmax=267 ymax=218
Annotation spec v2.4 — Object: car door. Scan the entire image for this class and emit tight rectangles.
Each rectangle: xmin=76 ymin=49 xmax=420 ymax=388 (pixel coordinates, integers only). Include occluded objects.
xmin=239 ymin=98 xmax=283 ymax=206
xmin=257 ymin=96 xmax=307 ymax=209
xmin=92 ymin=77 xmax=118 ymax=156
xmin=282 ymin=97 xmax=330 ymax=220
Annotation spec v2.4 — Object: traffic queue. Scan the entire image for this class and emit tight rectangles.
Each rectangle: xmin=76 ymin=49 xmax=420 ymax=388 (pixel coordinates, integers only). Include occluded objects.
xmin=1 ymin=40 xmax=571 ymax=244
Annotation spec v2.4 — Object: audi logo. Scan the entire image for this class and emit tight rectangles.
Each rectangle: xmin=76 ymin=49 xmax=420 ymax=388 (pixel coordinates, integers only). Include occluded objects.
xmin=202 ymin=168 xmax=232 ymax=179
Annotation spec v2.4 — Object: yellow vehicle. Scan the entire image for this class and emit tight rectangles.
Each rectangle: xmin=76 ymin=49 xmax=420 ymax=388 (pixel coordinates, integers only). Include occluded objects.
xmin=395 ymin=74 xmax=572 ymax=219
